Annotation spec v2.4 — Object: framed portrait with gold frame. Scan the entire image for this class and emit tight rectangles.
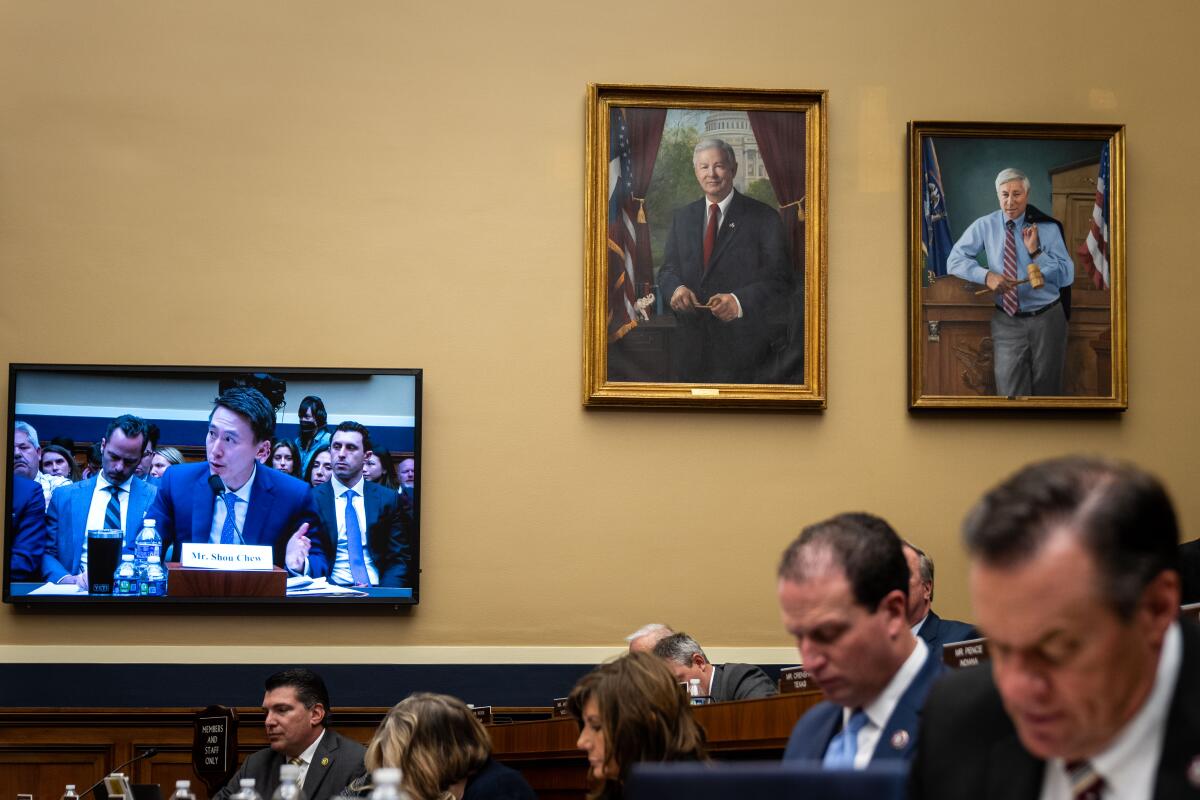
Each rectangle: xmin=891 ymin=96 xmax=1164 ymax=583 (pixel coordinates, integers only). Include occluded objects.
xmin=908 ymin=121 xmax=1126 ymax=410
xmin=582 ymin=84 xmax=827 ymax=409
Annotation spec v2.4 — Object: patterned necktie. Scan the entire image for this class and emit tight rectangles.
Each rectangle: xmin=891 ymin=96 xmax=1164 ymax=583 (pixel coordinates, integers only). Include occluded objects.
xmin=822 ymin=709 xmax=869 ymax=768
xmin=703 ymin=202 xmax=720 ymax=272
xmin=1002 ymin=220 xmax=1020 ymax=316
xmin=220 ymin=492 xmax=239 ymax=544
xmin=1065 ymin=761 xmax=1104 ymax=800
xmin=343 ymin=489 xmax=370 ymax=586
xmin=103 ymin=485 xmax=122 ymax=531
xmin=289 ymin=756 xmax=306 ymax=787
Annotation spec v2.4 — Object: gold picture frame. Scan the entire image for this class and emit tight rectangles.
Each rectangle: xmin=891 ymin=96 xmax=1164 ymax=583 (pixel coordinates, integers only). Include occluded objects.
xmin=908 ymin=121 xmax=1126 ymax=410
xmin=583 ymin=84 xmax=827 ymax=409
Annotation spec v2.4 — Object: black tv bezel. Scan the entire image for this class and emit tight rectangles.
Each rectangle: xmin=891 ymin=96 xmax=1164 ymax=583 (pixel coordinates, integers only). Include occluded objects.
xmin=4 ymin=363 xmax=422 ymax=611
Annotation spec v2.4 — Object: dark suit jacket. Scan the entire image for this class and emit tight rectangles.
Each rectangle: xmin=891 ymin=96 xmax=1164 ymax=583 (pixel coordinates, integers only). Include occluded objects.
xmin=908 ymin=618 xmax=1200 ymax=800
xmin=43 ymin=476 xmax=158 ymax=583
xmin=313 ymin=480 xmax=411 ymax=587
xmin=145 ymin=461 xmax=325 ymax=575
xmin=1180 ymin=539 xmax=1200 ymax=605
xmin=464 ymin=757 xmax=537 ymax=800
xmin=784 ymin=642 xmax=946 ymax=764
xmin=916 ymin=610 xmax=978 ymax=657
xmin=656 ymin=190 xmax=793 ymax=383
xmin=711 ymin=662 xmax=778 ymax=702
xmin=213 ymin=728 xmax=365 ymax=800
xmin=10 ymin=475 xmax=47 ymax=581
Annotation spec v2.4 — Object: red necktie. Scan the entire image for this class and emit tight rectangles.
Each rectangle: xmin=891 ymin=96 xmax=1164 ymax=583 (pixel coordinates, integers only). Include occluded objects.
xmin=1002 ymin=220 xmax=1019 ymax=316
xmin=703 ymin=203 xmax=719 ymax=273
xmin=1065 ymin=761 xmax=1104 ymax=800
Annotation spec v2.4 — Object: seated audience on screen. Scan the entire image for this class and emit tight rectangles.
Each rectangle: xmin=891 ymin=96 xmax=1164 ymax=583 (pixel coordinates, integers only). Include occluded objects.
xmin=213 ymin=668 xmax=365 ymax=800
xmin=399 ymin=457 xmax=415 ymax=490
xmin=40 ymin=442 xmax=80 ymax=483
xmin=568 ymin=652 xmax=707 ymax=799
xmin=295 ymin=395 xmax=333 ymax=474
xmin=363 ymin=449 xmax=399 ymax=491
xmin=145 ymin=387 xmax=325 ymax=574
xmin=344 ymin=693 xmax=535 ymax=800
xmin=909 ymin=457 xmax=1196 ymax=800
xmin=270 ymin=438 xmax=302 ymax=478
xmin=43 ymin=414 xmax=158 ymax=587
xmin=150 ymin=446 xmax=184 ymax=479
xmin=651 ymin=632 xmax=777 ymax=701
xmin=134 ymin=422 xmax=160 ymax=481
xmin=902 ymin=541 xmax=977 ymax=652
xmin=10 ymin=474 xmax=48 ymax=582
xmin=313 ymin=421 xmax=411 ymax=588
xmin=777 ymin=512 xmax=944 ymax=768
xmin=13 ymin=421 xmax=71 ymax=507
xmin=625 ymin=623 xmax=674 ymax=654
xmin=80 ymin=441 xmax=103 ymax=481
xmin=306 ymin=445 xmax=334 ymax=488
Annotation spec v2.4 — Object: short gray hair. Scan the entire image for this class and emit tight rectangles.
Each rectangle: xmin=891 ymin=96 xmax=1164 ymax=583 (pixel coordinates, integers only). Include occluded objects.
xmin=693 ymin=138 xmax=737 ymax=167
xmin=14 ymin=421 xmax=40 ymax=448
xmin=994 ymin=168 xmax=1030 ymax=193
xmin=652 ymin=632 xmax=708 ymax=666
xmin=625 ymin=622 xmax=673 ymax=644
xmin=904 ymin=541 xmax=935 ymax=603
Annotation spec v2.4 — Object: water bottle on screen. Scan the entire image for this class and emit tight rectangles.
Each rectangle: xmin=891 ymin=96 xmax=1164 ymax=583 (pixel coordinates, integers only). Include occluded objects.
xmin=144 ymin=555 xmax=167 ymax=597
xmin=171 ymin=780 xmax=196 ymax=800
xmin=61 ymin=784 xmax=79 ymax=800
xmin=231 ymin=778 xmax=262 ymax=800
xmin=113 ymin=553 xmax=137 ymax=596
xmin=134 ymin=518 xmax=161 ymax=563
xmin=370 ymin=768 xmax=403 ymax=800
xmin=272 ymin=763 xmax=306 ymax=800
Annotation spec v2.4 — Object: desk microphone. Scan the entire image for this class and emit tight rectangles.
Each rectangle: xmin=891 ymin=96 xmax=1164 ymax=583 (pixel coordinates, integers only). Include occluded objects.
xmin=208 ymin=474 xmax=245 ymax=545
xmin=79 ymin=747 xmax=159 ymax=798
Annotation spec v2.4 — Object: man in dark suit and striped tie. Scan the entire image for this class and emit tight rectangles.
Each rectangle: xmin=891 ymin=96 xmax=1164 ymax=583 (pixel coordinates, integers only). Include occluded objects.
xmin=44 ymin=414 xmax=157 ymax=586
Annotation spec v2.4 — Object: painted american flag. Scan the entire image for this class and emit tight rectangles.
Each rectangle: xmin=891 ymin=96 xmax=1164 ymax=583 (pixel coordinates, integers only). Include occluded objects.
xmin=1079 ymin=144 xmax=1110 ymax=289
xmin=607 ymin=109 xmax=640 ymax=342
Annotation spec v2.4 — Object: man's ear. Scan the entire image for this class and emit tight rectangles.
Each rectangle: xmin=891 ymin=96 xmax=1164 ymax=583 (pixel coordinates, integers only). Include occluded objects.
xmin=692 ymin=653 xmax=706 ymax=669
xmin=309 ymin=703 xmax=326 ymax=728
xmin=255 ymin=439 xmax=272 ymax=462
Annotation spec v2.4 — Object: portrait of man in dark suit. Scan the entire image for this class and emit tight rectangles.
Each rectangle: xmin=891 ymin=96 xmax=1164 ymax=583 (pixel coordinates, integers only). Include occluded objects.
xmin=145 ymin=386 xmax=325 ymax=574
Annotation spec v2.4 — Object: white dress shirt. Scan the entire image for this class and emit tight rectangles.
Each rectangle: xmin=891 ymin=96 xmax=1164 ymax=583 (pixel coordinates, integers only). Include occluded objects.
xmin=291 ymin=728 xmax=325 ymax=788
xmin=78 ymin=472 xmax=135 ymax=573
xmin=328 ymin=475 xmax=378 ymax=586
xmin=208 ymin=466 xmax=257 ymax=544
xmin=842 ymin=637 xmax=930 ymax=769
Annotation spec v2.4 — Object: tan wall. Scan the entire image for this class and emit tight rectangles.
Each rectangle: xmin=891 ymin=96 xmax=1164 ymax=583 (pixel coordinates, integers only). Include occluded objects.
xmin=2 ymin=0 xmax=1197 ymax=659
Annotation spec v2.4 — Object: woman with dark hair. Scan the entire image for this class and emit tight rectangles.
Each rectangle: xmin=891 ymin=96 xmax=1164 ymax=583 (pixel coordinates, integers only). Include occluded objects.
xmin=568 ymin=652 xmax=707 ymax=799
xmin=294 ymin=394 xmax=331 ymax=473
xmin=363 ymin=449 xmax=399 ymax=490
xmin=344 ymin=692 xmax=534 ymax=800
xmin=40 ymin=443 xmax=81 ymax=483
xmin=304 ymin=445 xmax=333 ymax=487
xmin=270 ymin=438 xmax=302 ymax=478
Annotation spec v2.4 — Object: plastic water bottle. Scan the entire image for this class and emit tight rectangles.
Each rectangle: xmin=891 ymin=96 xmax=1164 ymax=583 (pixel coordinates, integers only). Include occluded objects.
xmin=144 ymin=555 xmax=167 ymax=597
xmin=171 ymin=780 xmax=196 ymax=800
xmin=230 ymin=779 xmax=262 ymax=800
xmin=113 ymin=553 xmax=137 ymax=596
xmin=134 ymin=518 xmax=162 ymax=564
xmin=271 ymin=763 xmax=307 ymax=800
xmin=370 ymin=768 xmax=403 ymax=800
xmin=688 ymin=678 xmax=711 ymax=706
xmin=61 ymin=784 xmax=79 ymax=800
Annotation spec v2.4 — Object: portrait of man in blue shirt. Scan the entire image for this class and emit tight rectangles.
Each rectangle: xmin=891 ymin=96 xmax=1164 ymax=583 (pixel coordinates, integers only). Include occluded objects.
xmin=947 ymin=168 xmax=1074 ymax=396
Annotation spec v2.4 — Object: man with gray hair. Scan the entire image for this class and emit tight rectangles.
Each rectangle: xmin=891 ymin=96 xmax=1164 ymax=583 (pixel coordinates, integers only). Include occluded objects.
xmin=13 ymin=421 xmax=70 ymax=508
xmin=626 ymin=622 xmax=675 ymax=653
xmin=901 ymin=541 xmax=976 ymax=654
xmin=651 ymin=631 xmax=777 ymax=702
xmin=909 ymin=456 xmax=1198 ymax=800
xmin=947 ymin=167 xmax=1074 ymax=396
xmin=656 ymin=137 xmax=793 ymax=383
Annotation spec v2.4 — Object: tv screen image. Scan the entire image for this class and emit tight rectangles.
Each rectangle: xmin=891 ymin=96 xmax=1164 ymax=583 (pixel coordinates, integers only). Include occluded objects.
xmin=5 ymin=365 xmax=421 ymax=607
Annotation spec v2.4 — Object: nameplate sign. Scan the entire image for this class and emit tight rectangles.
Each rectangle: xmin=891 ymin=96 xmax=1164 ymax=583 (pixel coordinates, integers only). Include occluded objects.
xmin=779 ymin=666 xmax=821 ymax=695
xmin=944 ymin=638 xmax=990 ymax=669
xmin=553 ymin=697 xmax=570 ymax=717
xmin=1182 ymin=602 xmax=1200 ymax=623
xmin=181 ymin=544 xmax=273 ymax=570
xmin=470 ymin=705 xmax=493 ymax=725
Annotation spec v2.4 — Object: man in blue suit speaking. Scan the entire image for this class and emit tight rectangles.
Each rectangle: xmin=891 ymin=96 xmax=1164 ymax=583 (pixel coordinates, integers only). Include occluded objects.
xmin=146 ymin=387 xmax=324 ymax=575
xmin=44 ymin=414 xmax=158 ymax=586
xmin=777 ymin=512 xmax=944 ymax=768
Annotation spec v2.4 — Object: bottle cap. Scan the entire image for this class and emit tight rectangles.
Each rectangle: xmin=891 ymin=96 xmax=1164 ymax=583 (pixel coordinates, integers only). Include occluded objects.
xmin=149 ymin=555 xmax=161 ymax=563
xmin=144 ymin=519 xmax=156 ymax=527
xmin=240 ymin=779 xmax=256 ymax=788
xmin=175 ymin=781 xmax=190 ymax=789
xmin=372 ymin=767 xmax=401 ymax=784
xmin=66 ymin=786 xmax=76 ymax=792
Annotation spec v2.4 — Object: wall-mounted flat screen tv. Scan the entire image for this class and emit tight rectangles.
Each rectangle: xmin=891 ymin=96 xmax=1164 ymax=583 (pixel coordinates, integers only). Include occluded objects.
xmin=5 ymin=364 xmax=421 ymax=608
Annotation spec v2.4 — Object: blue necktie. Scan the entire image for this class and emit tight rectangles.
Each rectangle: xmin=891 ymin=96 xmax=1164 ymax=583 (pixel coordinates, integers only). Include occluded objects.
xmin=343 ymin=489 xmax=369 ymax=586
xmin=103 ymin=485 xmax=122 ymax=531
xmin=220 ymin=492 xmax=239 ymax=544
xmin=823 ymin=709 xmax=869 ymax=768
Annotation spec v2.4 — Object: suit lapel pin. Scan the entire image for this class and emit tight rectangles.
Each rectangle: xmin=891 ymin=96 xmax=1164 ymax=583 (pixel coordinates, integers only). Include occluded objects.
xmin=321 ymin=756 xmax=330 ymax=767
xmin=1187 ymin=755 xmax=1200 ymax=788
xmin=889 ymin=730 xmax=910 ymax=750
